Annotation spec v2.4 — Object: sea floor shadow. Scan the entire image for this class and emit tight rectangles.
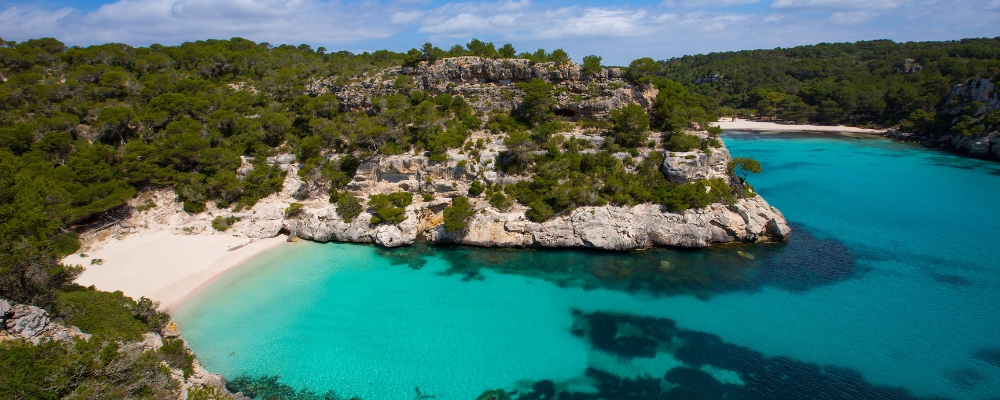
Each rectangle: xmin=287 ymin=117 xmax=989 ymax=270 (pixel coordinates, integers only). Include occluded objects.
xmin=503 ymin=310 xmax=936 ymax=400
xmin=374 ymin=223 xmax=860 ymax=300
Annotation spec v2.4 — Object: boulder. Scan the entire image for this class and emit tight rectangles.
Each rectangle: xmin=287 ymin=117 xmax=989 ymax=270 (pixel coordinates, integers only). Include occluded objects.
xmin=1 ymin=299 xmax=92 ymax=343
xmin=661 ymin=133 xmax=732 ymax=184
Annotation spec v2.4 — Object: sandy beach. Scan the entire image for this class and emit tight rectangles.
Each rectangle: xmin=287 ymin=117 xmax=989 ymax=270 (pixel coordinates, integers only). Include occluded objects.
xmin=66 ymin=232 xmax=286 ymax=311
xmin=711 ymin=118 xmax=886 ymax=134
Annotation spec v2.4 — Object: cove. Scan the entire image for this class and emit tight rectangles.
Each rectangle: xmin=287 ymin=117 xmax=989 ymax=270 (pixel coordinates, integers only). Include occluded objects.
xmin=172 ymin=132 xmax=1000 ymax=399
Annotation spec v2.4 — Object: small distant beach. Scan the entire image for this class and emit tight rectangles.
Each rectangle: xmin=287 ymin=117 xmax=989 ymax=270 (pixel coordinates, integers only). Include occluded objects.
xmin=66 ymin=232 xmax=286 ymax=311
xmin=711 ymin=118 xmax=886 ymax=134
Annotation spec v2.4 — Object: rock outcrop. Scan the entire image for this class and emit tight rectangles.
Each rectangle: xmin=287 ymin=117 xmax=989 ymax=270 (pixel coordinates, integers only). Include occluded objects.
xmin=306 ymin=56 xmax=655 ymax=119
xmin=0 ymin=297 xmax=236 ymax=398
xmin=661 ymin=133 xmax=731 ymax=184
xmin=907 ymin=77 xmax=1000 ymax=159
xmin=0 ymin=297 xmax=91 ymax=344
xmin=428 ymin=196 xmax=788 ymax=249
xmin=101 ymin=127 xmax=790 ymax=251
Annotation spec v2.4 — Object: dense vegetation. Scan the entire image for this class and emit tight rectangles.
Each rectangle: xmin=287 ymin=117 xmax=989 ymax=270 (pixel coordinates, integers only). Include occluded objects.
xmin=0 ymin=35 xmax=728 ymax=398
xmin=8 ymin=34 xmax=994 ymax=398
xmin=652 ymin=37 xmax=1000 ymax=136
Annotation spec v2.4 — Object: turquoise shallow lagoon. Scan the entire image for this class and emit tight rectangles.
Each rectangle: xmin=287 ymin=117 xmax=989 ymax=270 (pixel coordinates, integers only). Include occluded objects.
xmin=174 ymin=132 xmax=1000 ymax=399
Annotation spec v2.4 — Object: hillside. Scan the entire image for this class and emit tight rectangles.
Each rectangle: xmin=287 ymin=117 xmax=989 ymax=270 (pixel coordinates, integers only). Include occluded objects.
xmin=0 ymin=37 xmax=785 ymax=398
xmin=652 ymin=37 xmax=1000 ymax=157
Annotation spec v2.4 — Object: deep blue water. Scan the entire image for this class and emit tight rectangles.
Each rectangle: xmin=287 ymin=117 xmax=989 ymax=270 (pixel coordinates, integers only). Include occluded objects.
xmin=174 ymin=132 xmax=1000 ymax=399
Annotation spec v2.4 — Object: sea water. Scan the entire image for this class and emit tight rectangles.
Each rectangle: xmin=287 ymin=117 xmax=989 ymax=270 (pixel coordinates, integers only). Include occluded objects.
xmin=173 ymin=132 xmax=1000 ymax=399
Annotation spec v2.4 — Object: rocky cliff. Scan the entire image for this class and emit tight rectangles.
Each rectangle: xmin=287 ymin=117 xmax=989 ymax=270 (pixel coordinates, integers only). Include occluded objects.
xmin=105 ymin=129 xmax=789 ymax=251
xmin=889 ymin=78 xmax=1000 ymax=159
xmin=307 ymin=56 xmax=656 ymax=119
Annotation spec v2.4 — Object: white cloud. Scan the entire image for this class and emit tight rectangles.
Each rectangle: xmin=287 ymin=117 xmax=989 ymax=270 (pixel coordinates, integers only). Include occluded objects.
xmin=391 ymin=10 xmax=424 ymax=24
xmin=770 ymin=0 xmax=907 ymax=10
xmin=662 ymin=0 xmax=761 ymax=7
xmin=828 ymin=10 xmax=877 ymax=23
xmin=0 ymin=0 xmax=399 ymax=46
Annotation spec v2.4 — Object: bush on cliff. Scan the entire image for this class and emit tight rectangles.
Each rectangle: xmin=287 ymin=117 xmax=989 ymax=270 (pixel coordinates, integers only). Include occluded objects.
xmin=665 ymin=132 xmax=702 ymax=152
xmin=609 ymin=103 xmax=650 ymax=148
xmin=368 ymin=192 xmax=413 ymax=225
xmin=335 ymin=192 xmax=363 ymax=223
xmin=0 ymin=338 xmax=177 ymax=399
xmin=54 ymin=285 xmax=168 ymax=341
xmin=443 ymin=196 xmax=475 ymax=232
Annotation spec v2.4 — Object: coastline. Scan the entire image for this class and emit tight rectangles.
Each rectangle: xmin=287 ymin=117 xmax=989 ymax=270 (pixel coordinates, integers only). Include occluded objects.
xmin=711 ymin=118 xmax=886 ymax=134
xmin=66 ymin=232 xmax=287 ymax=312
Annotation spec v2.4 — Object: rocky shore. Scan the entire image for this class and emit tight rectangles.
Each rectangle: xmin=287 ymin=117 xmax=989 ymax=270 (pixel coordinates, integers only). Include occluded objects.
xmin=96 ymin=131 xmax=789 ymax=252
xmin=1 ymin=297 xmax=236 ymax=399
xmin=883 ymin=78 xmax=1000 ymax=160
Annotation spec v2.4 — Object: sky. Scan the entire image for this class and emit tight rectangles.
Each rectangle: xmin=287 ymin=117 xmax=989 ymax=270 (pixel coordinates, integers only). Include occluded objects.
xmin=0 ymin=0 xmax=998 ymax=65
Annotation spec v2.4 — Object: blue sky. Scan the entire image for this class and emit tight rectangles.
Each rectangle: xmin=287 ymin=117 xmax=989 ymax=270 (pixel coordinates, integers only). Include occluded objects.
xmin=1 ymin=0 xmax=998 ymax=65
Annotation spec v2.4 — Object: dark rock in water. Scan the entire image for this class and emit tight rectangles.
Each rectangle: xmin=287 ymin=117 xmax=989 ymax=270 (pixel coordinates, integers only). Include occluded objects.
xmin=974 ymin=348 xmax=1000 ymax=368
xmin=663 ymin=367 xmax=739 ymax=399
xmin=586 ymin=311 xmax=673 ymax=360
xmin=531 ymin=380 xmax=555 ymax=399
xmin=476 ymin=389 xmax=512 ymax=400
xmin=585 ymin=368 xmax=664 ymax=399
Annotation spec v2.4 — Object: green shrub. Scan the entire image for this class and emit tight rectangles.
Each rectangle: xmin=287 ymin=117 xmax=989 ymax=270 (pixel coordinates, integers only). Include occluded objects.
xmin=443 ymin=196 xmax=475 ymax=232
xmin=159 ymin=338 xmax=195 ymax=378
xmin=284 ymin=202 xmax=304 ymax=217
xmin=54 ymin=286 xmax=165 ymax=341
xmin=211 ymin=216 xmax=239 ymax=231
xmin=421 ymin=193 xmax=435 ymax=202
xmin=525 ymin=200 xmax=555 ymax=222
xmin=336 ymin=192 xmax=363 ymax=223
xmin=368 ymin=192 xmax=413 ymax=225
xmin=136 ymin=199 xmax=157 ymax=211
xmin=183 ymin=201 xmax=205 ymax=214
xmin=50 ymin=232 xmax=81 ymax=256
xmin=0 ymin=338 xmax=176 ymax=399
xmin=665 ymin=132 xmax=701 ymax=152
xmin=468 ymin=181 xmax=485 ymax=197
xmin=487 ymin=190 xmax=513 ymax=211
xmin=609 ymin=104 xmax=650 ymax=148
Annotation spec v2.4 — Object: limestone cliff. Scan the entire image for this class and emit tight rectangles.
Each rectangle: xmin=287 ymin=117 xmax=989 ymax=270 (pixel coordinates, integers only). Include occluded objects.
xmin=108 ymin=130 xmax=789 ymax=251
xmin=888 ymin=78 xmax=1000 ymax=159
xmin=308 ymin=56 xmax=655 ymax=119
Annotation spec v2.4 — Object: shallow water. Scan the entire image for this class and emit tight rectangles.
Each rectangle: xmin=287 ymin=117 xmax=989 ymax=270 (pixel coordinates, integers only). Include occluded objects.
xmin=174 ymin=132 xmax=1000 ymax=399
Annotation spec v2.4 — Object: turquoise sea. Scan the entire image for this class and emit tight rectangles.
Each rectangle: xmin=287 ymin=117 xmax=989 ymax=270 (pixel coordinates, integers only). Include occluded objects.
xmin=173 ymin=132 xmax=1000 ymax=399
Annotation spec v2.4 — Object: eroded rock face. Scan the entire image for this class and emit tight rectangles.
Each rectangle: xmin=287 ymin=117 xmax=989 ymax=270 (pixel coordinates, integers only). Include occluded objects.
xmin=942 ymin=78 xmax=1000 ymax=113
xmin=0 ymin=298 xmax=91 ymax=344
xmin=661 ymin=133 xmax=732 ymax=184
xmin=310 ymin=57 xmax=650 ymax=119
xmin=110 ymin=130 xmax=791 ymax=251
xmin=424 ymin=196 xmax=789 ymax=250
xmin=936 ymin=78 xmax=999 ymax=159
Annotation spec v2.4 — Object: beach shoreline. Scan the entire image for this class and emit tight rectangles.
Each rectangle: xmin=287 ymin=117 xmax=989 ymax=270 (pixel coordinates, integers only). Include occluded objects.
xmin=711 ymin=118 xmax=886 ymax=134
xmin=66 ymin=232 xmax=287 ymax=312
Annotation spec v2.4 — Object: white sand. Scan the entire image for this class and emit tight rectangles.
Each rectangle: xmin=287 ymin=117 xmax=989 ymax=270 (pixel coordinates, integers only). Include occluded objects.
xmin=67 ymin=232 xmax=286 ymax=311
xmin=711 ymin=118 xmax=885 ymax=134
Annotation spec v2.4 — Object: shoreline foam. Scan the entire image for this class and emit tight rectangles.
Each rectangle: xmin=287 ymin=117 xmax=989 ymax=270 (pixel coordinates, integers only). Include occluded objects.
xmin=711 ymin=118 xmax=885 ymax=134
xmin=67 ymin=232 xmax=287 ymax=312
